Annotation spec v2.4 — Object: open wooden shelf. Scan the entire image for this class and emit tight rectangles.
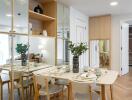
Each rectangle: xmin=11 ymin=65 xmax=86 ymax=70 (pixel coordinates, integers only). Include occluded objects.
xmin=31 ymin=34 xmax=56 ymax=38
xmin=29 ymin=10 xmax=55 ymax=21
xmin=39 ymin=0 xmax=56 ymax=4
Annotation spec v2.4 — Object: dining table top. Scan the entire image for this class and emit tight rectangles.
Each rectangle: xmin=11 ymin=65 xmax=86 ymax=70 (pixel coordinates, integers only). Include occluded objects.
xmin=33 ymin=66 xmax=119 ymax=85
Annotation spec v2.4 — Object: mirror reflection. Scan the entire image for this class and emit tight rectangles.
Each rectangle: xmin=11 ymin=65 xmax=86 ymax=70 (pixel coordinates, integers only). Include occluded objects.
xmin=0 ymin=0 xmax=28 ymax=34
xmin=90 ymin=40 xmax=110 ymax=68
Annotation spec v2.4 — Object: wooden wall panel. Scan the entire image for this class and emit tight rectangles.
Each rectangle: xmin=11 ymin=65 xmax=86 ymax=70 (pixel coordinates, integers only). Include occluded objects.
xmin=89 ymin=15 xmax=111 ymax=40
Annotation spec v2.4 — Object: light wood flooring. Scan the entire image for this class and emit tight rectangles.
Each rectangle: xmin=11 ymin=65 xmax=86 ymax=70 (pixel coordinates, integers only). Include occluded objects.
xmin=112 ymin=67 xmax=132 ymax=100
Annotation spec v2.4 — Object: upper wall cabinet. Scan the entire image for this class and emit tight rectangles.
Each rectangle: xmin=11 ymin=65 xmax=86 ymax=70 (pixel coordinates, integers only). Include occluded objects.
xmin=89 ymin=15 xmax=111 ymax=40
xmin=0 ymin=0 xmax=29 ymax=34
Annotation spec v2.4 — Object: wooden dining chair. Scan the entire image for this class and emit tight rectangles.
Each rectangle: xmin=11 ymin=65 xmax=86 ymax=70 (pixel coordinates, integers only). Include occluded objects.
xmin=92 ymin=84 xmax=113 ymax=100
xmin=71 ymin=81 xmax=100 ymax=100
xmin=8 ymin=71 xmax=34 ymax=100
xmin=55 ymin=79 xmax=70 ymax=100
xmin=0 ymin=70 xmax=10 ymax=100
xmin=33 ymin=74 xmax=64 ymax=100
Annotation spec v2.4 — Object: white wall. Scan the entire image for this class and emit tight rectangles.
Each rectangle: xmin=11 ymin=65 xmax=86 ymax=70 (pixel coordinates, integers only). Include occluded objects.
xmin=70 ymin=7 xmax=89 ymax=68
xmin=111 ymin=14 xmax=132 ymax=73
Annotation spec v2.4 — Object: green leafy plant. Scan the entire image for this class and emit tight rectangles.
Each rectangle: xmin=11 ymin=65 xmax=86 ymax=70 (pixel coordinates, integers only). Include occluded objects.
xmin=68 ymin=41 xmax=88 ymax=56
xmin=16 ymin=44 xmax=28 ymax=54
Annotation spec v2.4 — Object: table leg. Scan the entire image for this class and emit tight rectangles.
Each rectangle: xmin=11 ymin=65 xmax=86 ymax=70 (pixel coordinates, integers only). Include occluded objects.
xmin=68 ymin=82 xmax=73 ymax=100
xmin=101 ymin=84 xmax=106 ymax=100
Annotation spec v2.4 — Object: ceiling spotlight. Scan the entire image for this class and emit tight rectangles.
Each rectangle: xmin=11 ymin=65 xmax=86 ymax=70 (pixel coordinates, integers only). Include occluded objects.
xmin=110 ymin=1 xmax=118 ymax=6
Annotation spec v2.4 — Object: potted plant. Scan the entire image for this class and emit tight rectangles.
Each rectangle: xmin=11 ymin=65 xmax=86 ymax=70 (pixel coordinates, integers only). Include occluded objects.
xmin=68 ymin=41 xmax=88 ymax=73
xmin=16 ymin=44 xmax=28 ymax=66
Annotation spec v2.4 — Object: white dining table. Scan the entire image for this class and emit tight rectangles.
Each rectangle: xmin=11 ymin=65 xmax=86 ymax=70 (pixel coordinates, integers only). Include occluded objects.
xmin=33 ymin=66 xmax=118 ymax=100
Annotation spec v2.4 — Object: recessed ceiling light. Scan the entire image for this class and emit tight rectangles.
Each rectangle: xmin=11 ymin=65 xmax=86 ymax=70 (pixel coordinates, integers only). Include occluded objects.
xmin=6 ymin=14 xmax=12 ymax=17
xmin=110 ymin=1 xmax=118 ymax=6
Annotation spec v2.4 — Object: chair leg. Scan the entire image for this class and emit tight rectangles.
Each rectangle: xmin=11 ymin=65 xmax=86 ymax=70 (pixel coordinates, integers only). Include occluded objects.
xmin=20 ymin=87 xmax=24 ymax=100
xmin=29 ymin=85 xmax=32 ymax=96
xmin=30 ymin=84 xmax=33 ymax=96
xmin=88 ymin=86 xmax=92 ymax=100
xmin=34 ymin=89 xmax=39 ymax=100
xmin=101 ymin=85 xmax=106 ymax=100
xmin=0 ymin=84 xmax=3 ymax=100
xmin=60 ymin=85 xmax=64 ymax=100
xmin=8 ymin=83 xmax=11 ymax=100
xmin=110 ymin=85 xmax=113 ymax=100
xmin=18 ymin=88 xmax=20 ymax=96
xmin=25 ymin=88 xmax=27 ymax=99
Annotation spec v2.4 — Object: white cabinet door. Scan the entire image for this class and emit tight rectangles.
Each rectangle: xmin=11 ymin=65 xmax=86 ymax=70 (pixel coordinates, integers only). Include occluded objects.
xmin=120 ymin=23 xmax=129 ymax=75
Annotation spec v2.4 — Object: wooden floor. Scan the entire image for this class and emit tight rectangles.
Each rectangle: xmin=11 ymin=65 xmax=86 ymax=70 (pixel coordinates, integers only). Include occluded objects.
xmin=112 ymin=67 xmax=132 ymax=100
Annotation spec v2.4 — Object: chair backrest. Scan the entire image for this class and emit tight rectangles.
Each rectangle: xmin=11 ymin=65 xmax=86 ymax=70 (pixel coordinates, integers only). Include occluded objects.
xmin=9 ymin=71 xmax=23 ymax=80
xmin=71 ymin=81 xmax=91 ymax=94
xmin=34 ymin=74 xmax=47 ymax=87
xmin=71 ymin=80 xmax=100 ymax=100
xmin=33 ymin=74 xmax=50 ymax=100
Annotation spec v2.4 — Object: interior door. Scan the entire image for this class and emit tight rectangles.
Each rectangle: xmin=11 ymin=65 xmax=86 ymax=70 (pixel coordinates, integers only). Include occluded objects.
xmin=76 ymin=21 xmax=89 ymax=68
xmin=120 ymin=23 xmax=129 ymax=75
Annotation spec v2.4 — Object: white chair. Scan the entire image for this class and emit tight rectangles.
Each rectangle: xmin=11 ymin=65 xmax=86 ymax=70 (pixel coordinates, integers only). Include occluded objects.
xmin=33 ymin=74 xmax=64 ymax=100
xmin=71 ymin=81 xmax=100 ymax=100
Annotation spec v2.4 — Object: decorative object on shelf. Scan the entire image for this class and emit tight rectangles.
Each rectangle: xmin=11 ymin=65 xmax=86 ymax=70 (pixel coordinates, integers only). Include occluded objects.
xmin=43 ymin=30 xmax=47 ymax=36
xmin=16 ymin=44 xmax=28 ymax=66
xmin=68 ymin=41 xmax=88 ymax=73
xmin=34 ymin=5 xmax=43 ymax=14
xmin=40 ymin=32 xmax=43 ymax=35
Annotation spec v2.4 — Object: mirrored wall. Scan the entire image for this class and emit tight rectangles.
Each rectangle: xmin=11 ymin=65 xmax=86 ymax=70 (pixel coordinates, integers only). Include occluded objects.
xmin=90 ymin=40 xmax=110 ymax=69
xmin=0 ymin=0 xmax=28 ymax=34
xmin=0 ymin=0 xmax=29 ymax=100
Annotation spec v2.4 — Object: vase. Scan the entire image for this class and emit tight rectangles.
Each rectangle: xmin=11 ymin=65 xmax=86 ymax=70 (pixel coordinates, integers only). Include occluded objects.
xmin=73 ymin=56 xmax=79 ymax=73
xmin=34 ymin=5 xmax=43 ymax=14
xmin=21 ymin=53 xmax=27 ymax=66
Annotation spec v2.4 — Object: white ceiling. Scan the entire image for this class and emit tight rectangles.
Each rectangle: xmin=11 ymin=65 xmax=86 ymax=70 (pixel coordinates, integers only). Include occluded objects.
xmin=59 ymin=0 xmax=132 ymax=16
